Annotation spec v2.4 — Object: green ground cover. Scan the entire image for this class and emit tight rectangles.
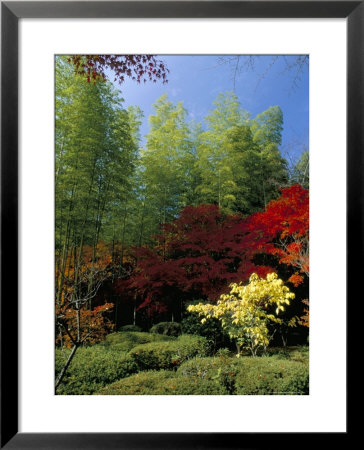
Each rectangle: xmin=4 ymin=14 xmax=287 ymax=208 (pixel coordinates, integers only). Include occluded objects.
xmin=55 ymin=331 xmax=308 ymax=395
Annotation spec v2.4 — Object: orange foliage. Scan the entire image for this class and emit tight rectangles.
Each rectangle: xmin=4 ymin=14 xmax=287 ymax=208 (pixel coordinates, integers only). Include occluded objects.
xmin=299 ymin=299 xmax=309 ymax=328
xmin=56 ymin=303 xmax=114 ymax=348
xmin=248 ymin=184 xmax=309 ymax=277
xmin=248 ymin=185 xmax=309 ymax=327
xmin=56 ymin=242 xmax=117 ymax=347
xmin=288 ymin=272 xmax=305 ymax=287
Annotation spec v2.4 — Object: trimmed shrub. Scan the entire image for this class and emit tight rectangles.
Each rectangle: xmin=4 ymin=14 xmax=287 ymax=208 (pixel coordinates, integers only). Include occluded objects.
xmin=234 ymin=357 xmax=309 ymax=395
xmin=289 ymin=347 xmax=309 ymax=364
xmin=55 ymin=347 xmax=138 ymax=395
xmin=119 ymin=325 xmax=142 ymax=332
xmin=264 ymin=346 xmax=309 ymax=363
xmin=98 ymin=331 xmax=174 ymax=353
xmin=128 ymin=334 xmax=210 ymax=371
xmin=128 ymin=341 xmax=175 ymax=371
xmin=178 ymin=354 xmax=309 ymax=395
xmin=96 ymin=370 xmax=229 ymax=395
xmin=178 ymin=356 xmax=239 ymax=394
xmin=173 ymin=334 xmax=211 ymax=360
xmin=177 ymin=356 xmax=233 ymax=378
xmin=150 ymin=322 xmax=182 ymax=337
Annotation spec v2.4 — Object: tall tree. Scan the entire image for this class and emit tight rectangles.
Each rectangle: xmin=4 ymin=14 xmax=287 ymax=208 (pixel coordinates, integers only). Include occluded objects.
xmin=195 ymin=92 xmax=249 ymax=212
xmin=55 ymin=56 xmax=140 ymax=343
xmin=291 ymin=151 xmax=309 ymax=188
xmin=251 ymin=106 xmax=288 ymax=206
xmin=195 ymin=94 xmax=288 ymax=214
xmin=227 ymin=124 xmax=264 ymax=214
xmin=139 ymin=94 xmax=196 ymax=240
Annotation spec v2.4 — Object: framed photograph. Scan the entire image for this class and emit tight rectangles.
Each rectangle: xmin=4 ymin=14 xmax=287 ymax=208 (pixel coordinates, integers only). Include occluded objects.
xmin=1 ymin=1 xmax=357 ymax=447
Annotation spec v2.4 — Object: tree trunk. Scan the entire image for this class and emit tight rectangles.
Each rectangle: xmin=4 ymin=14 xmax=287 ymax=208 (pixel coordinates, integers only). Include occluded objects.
xmin=236 ymin=342 xmax=241 ymax=357
xmin=120 ymin=206 xmax=128 ymax=270
xmin=138 ymin=201 xmax=146 ymax=247
xmin=55 ymin=344 xmax=78 ymax=392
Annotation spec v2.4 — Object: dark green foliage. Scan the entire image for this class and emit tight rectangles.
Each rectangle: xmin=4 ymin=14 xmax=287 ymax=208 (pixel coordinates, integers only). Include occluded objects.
xmin=128 ymin=342 xmax=176 ymax=371
xmin=177 ymin=356 xmax=233 ymax=378
xmin=288 ymin=347 xmax=309 ymax=364
xmin=264 ymin=346 xmax=309 ymax=363
xmin=215 ymin=348 xmax=232 ymax=358
xmin=96 ymin=370 xmax=229 ymax=395
xmin=264 ymin=348 xmax=292 ymax=359
xmin=160 ymin=333 xmax=211 ymax=361
xmin=296 ymin=345 xmax=309 ymax=353
xmin=128 ymin=334 xmax=210 ymax=371
xmin=181 ymin=310 xmax=229 ymax=353
xmin=98 ymin=331 xmax=174 ymax=353
xmin=56 ymin=329 xmax=308 ymax=395
xmin=177 ymin=356 xmax=239 ymax=394
xmin=150 ymin=321 xmax=182 ymax=337
xmin=234 ymin=357 xmax=309 ymax=395
xmin=55 ymin=347 xmax=138 ymax=395
xmin=178 ymin=354 xmax=308 ymax=395
xmin=119 ymin=324 xmax=142 ymax=332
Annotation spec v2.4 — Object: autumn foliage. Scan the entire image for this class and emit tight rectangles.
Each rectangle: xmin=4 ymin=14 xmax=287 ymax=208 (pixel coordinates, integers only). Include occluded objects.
xmin=56 ymin=186 xmax=309 ymax=339
xmin=248 ymin=184 xmax=309 ymax=286
xmin=128 ymin=186 xmax=309 ymax=323
xmin=56 ymin=243 xmax=116 ymax=347
xmin=130 ymin=204 xmax=272 ymax=316
xmin=67 ymin=55 xmax=169 ymax=84
xmin=188 ymin=272 xmax=296 ymax=356
xmin=300 ymin=299 xmax=309 ymax=328
xmin=247 ymin=185 xmax=309 ymax=326
xmin=56 ymin=303 xmax=114 ymax=348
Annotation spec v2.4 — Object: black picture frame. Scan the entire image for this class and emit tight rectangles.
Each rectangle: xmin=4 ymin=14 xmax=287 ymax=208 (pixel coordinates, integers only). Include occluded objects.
xmin=1 ymin=1 xmax=358 ymax=448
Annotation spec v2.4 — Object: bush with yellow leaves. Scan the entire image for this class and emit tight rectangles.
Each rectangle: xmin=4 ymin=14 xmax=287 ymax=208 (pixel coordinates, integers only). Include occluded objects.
xmin=187 ymin=273 xmax=295 ymax=357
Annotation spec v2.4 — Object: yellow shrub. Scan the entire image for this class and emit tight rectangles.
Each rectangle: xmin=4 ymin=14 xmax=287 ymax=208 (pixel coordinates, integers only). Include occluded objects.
xmin=188 ymin=273 xmax=295 ymax=356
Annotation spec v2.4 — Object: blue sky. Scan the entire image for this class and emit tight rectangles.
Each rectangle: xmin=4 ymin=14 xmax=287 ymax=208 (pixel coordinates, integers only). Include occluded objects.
xmin=115 ymin=55 xmax=309 ymax=165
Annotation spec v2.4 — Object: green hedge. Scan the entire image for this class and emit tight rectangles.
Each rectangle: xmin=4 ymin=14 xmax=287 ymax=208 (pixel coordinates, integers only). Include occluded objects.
xmin=150 ymin=322 xmax=182 ymax=337
xmin=55 ymin=347 xmax=138 ymax=395
xmin=234 ymin=357 xmax=309 ymax=395
xmin=96 ymin=370 xmax=228 ymax=395
xmin=263 ymin=346 xmax=309 ymax=362
xmin=289 ymin=347 xmax=309 ymax=364
xmin=98 ymin=331 xmax=174 ymax=353
xmin=177 ymin=356 xmax=235 ymax=379
xmin=177 ymin=356 xmax=239 ymax=394
xmin=128 ymin=334 xmax=210 ymax=371
xmin=56 ymin=334 xmax=308 ymax=395
xmin=178 ymin=355 xmax=309 ymax=395
xmin=55 ymin=333 xmax=209 ymax=394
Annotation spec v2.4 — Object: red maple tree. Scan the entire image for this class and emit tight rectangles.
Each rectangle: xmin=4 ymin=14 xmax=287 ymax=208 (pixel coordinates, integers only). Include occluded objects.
xmin=248 ymin=184 xmax=309 ymax=326
xmin=130 ymin=204 xmax=271 ymax=316
xmin=248 ymin=184 xmax=309 ymax=285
